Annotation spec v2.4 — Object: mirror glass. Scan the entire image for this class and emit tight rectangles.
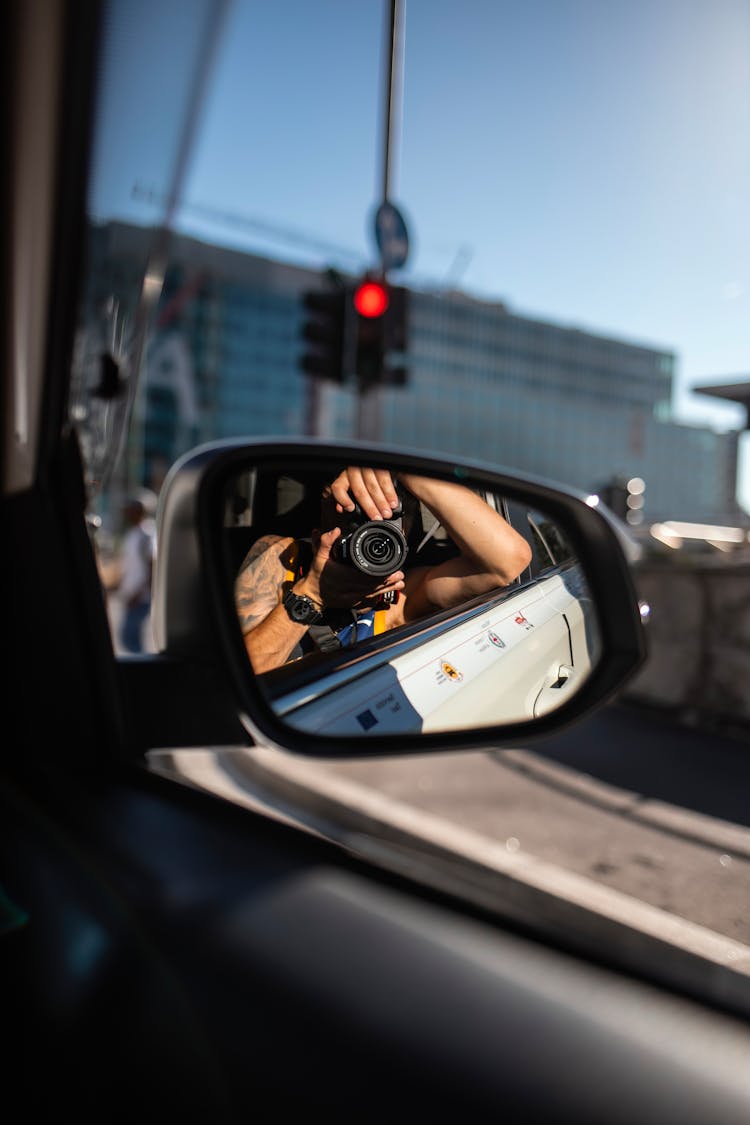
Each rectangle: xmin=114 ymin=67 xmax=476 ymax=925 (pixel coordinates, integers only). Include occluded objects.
xmin=223 ymin=458 xmax=602 ymax=736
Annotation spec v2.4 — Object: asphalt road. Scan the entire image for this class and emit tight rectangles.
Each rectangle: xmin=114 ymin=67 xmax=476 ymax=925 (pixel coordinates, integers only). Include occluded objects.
xmin=516 ymin=699 xmax=750 ymax=828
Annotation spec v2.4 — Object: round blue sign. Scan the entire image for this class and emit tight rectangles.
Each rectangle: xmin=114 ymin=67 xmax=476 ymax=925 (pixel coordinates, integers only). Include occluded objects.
xmin=374 ymin=202 xmax=409 ymax=270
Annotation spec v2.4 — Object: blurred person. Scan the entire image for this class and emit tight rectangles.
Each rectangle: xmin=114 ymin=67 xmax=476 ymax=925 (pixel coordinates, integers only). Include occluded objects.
xmin=117 ymin=493 xmax=156 ymax=654
xmin=235 ymin=466 xmax=532 ymax=673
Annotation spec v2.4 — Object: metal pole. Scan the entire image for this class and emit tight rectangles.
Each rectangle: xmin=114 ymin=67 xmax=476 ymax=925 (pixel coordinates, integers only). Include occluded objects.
xmin=381 ymin=0 xmax=399 ymax=209
xmin=358 ymin=0 xmax=403 ymax=441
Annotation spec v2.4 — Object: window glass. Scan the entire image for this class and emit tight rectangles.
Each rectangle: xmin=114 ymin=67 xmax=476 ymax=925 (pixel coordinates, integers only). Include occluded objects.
xmin=75 ymin=0 xmax=750 ymax=969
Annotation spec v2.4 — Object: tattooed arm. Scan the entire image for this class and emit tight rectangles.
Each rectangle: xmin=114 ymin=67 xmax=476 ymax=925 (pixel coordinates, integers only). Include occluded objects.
xmin=234 ymin=525 xmax=406 ymax=673
xmin=234 ymin=534 xmax=313 ymax=673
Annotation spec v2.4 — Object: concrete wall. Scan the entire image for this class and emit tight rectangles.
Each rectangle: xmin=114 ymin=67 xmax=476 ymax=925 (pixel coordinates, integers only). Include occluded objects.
xmin=622 ymin=561 xmax=750 ymax=732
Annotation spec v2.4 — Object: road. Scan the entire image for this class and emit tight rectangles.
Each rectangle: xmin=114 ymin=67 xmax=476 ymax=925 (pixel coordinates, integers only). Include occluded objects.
xmin=512 ymin=699 xmax=750 ymax=829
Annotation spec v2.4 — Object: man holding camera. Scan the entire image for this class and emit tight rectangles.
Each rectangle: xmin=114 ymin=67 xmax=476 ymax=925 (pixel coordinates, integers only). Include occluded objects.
xmin=235 ymin=466 xmax=532 ymax=673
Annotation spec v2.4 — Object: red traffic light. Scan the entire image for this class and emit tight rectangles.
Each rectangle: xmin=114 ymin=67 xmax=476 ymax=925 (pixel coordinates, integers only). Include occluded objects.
xmin=354 ymin=280 xmax=389 ymax=318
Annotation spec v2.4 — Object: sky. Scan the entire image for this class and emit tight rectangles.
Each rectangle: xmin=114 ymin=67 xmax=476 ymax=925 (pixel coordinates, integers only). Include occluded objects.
xmin=93 ymin=0 xmax=750 ymax=509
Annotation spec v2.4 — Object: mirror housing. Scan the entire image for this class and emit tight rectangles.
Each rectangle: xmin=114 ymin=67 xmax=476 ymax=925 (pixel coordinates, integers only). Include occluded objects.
xmin=148 ymin=438 xmax=647 ymax=757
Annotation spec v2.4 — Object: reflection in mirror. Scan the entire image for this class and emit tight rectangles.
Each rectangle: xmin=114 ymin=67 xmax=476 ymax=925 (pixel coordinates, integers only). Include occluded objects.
xmin=224 ymin=458 xmax=601 ymax=736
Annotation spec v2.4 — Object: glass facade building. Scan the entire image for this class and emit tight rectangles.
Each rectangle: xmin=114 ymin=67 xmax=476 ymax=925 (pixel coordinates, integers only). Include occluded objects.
xmin=82 ymin=221 xmax=742 ymax=525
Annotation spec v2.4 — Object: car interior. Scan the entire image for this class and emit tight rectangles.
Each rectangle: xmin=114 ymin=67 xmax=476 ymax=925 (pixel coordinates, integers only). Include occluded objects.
xmin=4 ymin=2 xmax=749 ymax=1123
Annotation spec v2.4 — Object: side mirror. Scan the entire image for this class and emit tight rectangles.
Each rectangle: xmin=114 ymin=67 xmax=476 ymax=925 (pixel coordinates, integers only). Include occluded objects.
xmin=149 ymin=439 xmax=647 ymax=757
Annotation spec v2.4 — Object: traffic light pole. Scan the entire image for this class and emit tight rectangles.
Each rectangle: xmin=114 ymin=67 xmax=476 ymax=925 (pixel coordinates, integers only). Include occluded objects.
xmin=356 ymin=384 xmax=379 ymax=442
xmin=357 ymin=0 xmax=403 ymax=441
xmin=305 ymin=370 xmax=323 ymax=438
xmin=380 ymin=0 xmax=401 ymax=210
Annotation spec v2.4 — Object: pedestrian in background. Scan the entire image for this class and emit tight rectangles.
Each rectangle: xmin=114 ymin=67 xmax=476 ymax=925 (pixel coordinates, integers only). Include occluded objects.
xmin=117 ymin=493 xmax=156 ymax=653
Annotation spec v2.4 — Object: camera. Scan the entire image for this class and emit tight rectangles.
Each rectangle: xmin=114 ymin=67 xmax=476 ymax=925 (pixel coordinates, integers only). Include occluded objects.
xmin=333 ymin=499 xmax=408 ymax=577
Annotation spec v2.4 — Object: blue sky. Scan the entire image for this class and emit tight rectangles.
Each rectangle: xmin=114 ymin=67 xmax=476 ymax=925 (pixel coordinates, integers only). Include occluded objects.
xmin=93 ymin=0 xmax=749 ymax=508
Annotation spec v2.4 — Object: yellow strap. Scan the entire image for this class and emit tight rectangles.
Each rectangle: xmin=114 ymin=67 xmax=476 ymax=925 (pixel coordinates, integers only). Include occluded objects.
xmin=373 ymin=609 xmax=388 ymax=635
xmin=283 ymin=540 xmax=299 ymax=588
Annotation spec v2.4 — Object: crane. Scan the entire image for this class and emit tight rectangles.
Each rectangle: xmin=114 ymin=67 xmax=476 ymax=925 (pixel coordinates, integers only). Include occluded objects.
xmin=131 ymin=183 xmax=365 ymax=269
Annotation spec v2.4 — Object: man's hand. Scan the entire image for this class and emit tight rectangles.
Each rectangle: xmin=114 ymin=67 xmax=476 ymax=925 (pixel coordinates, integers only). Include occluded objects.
xmin=326 ymin=466 xmax=400 ymax=520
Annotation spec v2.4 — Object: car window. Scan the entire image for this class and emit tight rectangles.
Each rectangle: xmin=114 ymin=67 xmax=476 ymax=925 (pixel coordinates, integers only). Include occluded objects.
xmin=74 ymin=0 xmax=750 ymax=974
xmin=499 ymin=496 xmax=577 ymax=579
xmin=527 ymin=510 xmax=575 ymax=573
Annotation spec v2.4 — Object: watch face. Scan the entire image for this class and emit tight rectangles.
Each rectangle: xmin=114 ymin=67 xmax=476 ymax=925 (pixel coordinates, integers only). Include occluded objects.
xmin=285 ymin=593 xmax=320 ymax=623
xmin=290 ymin=599 xmax=311 ymax=622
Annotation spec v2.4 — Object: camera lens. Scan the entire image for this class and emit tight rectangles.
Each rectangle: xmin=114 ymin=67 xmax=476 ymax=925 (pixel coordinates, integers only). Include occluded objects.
xmin=348 ymin=522 xmax=407 ymax=577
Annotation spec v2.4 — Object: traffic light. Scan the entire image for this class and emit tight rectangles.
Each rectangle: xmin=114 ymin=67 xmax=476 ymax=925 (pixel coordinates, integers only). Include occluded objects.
xmin=353 ymin=278 xmax=410 ymax=387
xmin=354 ymin=279 xmax=387 ymax=386
xmin=601 ymin=476 xmax=646 ymax=524
xmin=299 ymin=284 xmax=347 ymax=382
xmin=383 ymin=283 xmax=409 ymax=386
xmin=624 ymin=476 xmax=646 ymax=525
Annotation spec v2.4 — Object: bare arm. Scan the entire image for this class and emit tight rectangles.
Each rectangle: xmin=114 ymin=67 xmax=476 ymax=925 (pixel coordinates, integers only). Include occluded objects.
xmin=398 ymin=472 xmax=532 ymax=584
xmin=397 ymin=473 xmax=532 ymax=621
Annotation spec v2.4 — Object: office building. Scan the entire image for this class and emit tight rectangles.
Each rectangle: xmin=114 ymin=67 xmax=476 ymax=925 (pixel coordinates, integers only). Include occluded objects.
xmin=78 ymin=221 xmax=744 ymax=526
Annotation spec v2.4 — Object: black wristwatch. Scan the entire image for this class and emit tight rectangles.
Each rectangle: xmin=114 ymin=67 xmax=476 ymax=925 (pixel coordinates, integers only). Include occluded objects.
xmin=282 ymin=590 xmax=323 ymax=626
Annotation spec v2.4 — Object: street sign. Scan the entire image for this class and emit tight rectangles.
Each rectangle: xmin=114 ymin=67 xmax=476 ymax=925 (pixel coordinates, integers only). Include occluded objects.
xmin=374 ymin=201 xmax=409 ymax=270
